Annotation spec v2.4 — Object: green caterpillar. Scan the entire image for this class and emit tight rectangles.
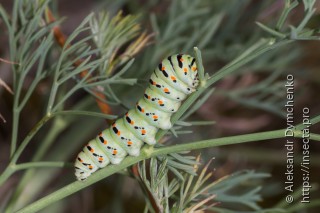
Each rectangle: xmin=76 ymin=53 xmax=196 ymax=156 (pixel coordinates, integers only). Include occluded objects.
xmin=75 ymin=54 xmax=199 ymax=181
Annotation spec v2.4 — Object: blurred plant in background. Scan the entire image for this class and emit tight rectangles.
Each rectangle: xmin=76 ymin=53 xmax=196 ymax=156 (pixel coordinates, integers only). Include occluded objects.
xmin=0 ymin=0 xmax=320 ymax=212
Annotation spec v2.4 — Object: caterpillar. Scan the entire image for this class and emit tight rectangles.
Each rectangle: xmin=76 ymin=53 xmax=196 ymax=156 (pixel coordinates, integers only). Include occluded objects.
xmin=75 ymin=54 xmax=199 ymax=181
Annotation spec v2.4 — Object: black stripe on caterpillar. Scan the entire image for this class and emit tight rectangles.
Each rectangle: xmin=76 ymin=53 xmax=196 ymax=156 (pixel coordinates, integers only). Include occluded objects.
xmin=75 ymin=54 xmax=199 ymax=181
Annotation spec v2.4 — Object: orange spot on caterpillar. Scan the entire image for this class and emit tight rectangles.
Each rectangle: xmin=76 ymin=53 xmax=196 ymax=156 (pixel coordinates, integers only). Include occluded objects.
xmin=89 ymin=165 xmax=93 ymax=169
xmin=164 ymin=88 xmax=169 ymax=93
xmin=183 ymin=68 xmax=188 ymax=73
xmin=99 ymin=157 xmax=103 ymax=161
xmin=153 ymin=115 xmax=158 ymax=119
xmin=112 ymin=123 xmax=116 ymax=127
xmin=141 ymin=129 xmax=146 ymax=134
xmin=141 ymin=108 xmax=145 ymax=113
xmin=117 ymin=130 xmax=121 ymax=136
xmin=192 ymin=66 xmax=197 ymax=71
xmin=130 ymin=121 xmax=134 ymax=125
xmin=158 ymin=100 xmax=163 ymax=105
xmin=180 ymin=58 xmax=184 ymax=62
xmin=113 ymin=150 xmax=118 ymax=155
xmin=90 ymin=148 xmax=94 ymax=153
xmin=171 ymin=76 xmax=176 ymax=81
xmin=104 ymin=140 xmax=108 ymax=144
xmin=148 ymin=95 xmax=151 ymax=99
xmin=127 ymin=141 xmax=133 ymax=145
xmin=161 ymin=66 xmax=165 ymax=70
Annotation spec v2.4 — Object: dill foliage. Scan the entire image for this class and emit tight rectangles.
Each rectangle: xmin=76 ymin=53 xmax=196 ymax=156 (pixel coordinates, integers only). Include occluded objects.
xmin=0 ymin=0 xmax=320 ymax=212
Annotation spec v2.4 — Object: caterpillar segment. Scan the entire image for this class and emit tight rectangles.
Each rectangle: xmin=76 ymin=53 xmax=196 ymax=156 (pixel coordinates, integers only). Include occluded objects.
xmin=156 ymin=60 xmax=194 ymax=94
xmin=136 ymin=99 xmax=172 ymax=130
xmin=149 ymin=74 xmax=187 ymax=101
xmin=111 ymin=119 xmax=144 ymax=156
xmin=124 ymin=109 xmax=158 ymax=145
xmin=98 ymin=129 xmax=127 ymax=164
xmin=143 ymin=87 xmax=181 ymax=113
xmin=75 ymin=54 xmax=199 ymax=181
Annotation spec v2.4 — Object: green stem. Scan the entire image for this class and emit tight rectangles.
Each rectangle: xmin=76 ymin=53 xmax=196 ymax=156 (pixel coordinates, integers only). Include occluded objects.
xmin=11 ymin=114 xmax=52 ymax=164
xmin=10 ymin=108 xmax=20 ymax=157
xmin=4 ymin=117 xmax=68 ymax=212
xmin=154 ymin=130 xmax=284 ymax=156
xmin=53 ymin=110 xmax=117 ymax=120
xmin=16 ymin=126 xmax=320 ymax=213
xmin=256 ymin=22 xmax=286 ymax=38
xmin=0 ymin=165 xmax=15 ymax=186
xmin=310 ymin=133 xmax=320 ymax=141
xmin=11 ymin=70 xmax=24 ymax=157
xmin=16 ymin=129 xmax=286 ymax=213
xmin=9 ymin=14 xmax=22 ymax=157
xmin=206 ymin=39 xmax=293 ymax=87
xmin=295 ymin=114 xmax=320 ymax=130
xmin=46 ymin=83 xmax=58 ymax=113
xmin=15 ymin=162 xmax=72 ymax=170
xmin=276 ymin=0 xmax=299 ymax=30
xmin=0 ymin=114 xmax=53 ymax=187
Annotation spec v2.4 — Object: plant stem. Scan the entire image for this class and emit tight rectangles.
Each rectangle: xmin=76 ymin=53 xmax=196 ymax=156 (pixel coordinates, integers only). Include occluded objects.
xmin=295 ymin=114 xmax=320 ymax=130
xmin=15 ymin=128 xmax=298 ymax=213
xmin=11 ymin=114 xmax=52 ymax=164
xmin=0 ymin=165 xmax=15 ymax=186
xmin=53 ymin=110 xmax=117 ymax=120
xmin=310 ymin=133 xmax=320 ymax=141
xmin=0 ymin=114 xmax=53 ymax=187
xmin=276 ymin=0 xmax=299 ymax=30
xmin=206 ymin=39 xmax=293 ymax=87
xmin=154 ymin=130 xmax=284 ymax=156
xmin=10 ymin=108 xmax=20 ymax=157
xmin=4 ymin=117 xmax=68 ymax=212
xmin=15 ymin=162 xmax=71 ymax=170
